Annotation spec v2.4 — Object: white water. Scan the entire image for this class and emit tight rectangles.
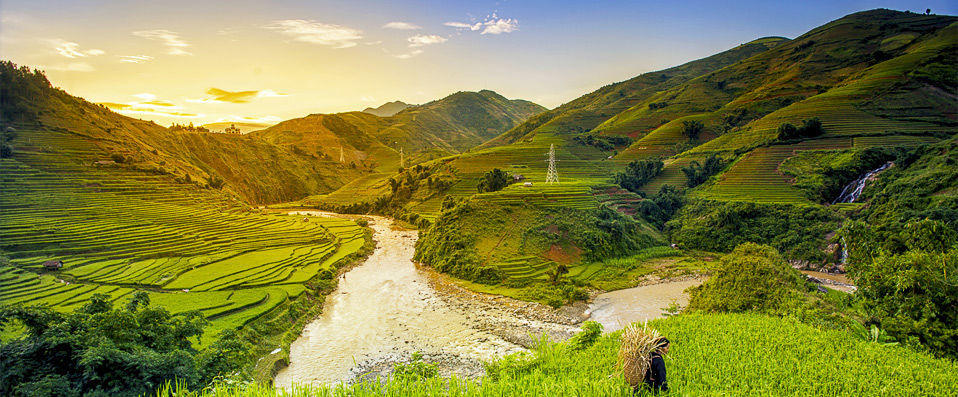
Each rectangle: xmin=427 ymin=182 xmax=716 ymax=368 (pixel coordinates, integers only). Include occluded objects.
xmin=586 ymin=279 xmax=702 ymax=333
xmin=832 ymin=162 xmax=892 ymax=204
xmin=273 ymin=214 xmax=523 ymax=389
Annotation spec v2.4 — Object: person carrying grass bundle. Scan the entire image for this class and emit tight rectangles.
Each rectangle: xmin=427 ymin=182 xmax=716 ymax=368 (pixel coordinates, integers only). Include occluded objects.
xmin=619 ymin=323 xmax=670 ymax=394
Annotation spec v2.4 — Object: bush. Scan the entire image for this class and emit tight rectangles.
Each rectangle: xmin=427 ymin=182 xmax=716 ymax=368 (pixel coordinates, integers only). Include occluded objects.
xmin=668 ymin=200 xmax=841 ymax=262
xmin=681 ymin=120 xmax=704 ymax=142
xmin=681 ymin=154 xmax=725 ymax=188
xmin=0 ymin=293 xmax=246 ymax=397
xmin=613 ymin=160 xmax=664 ymax=192
xmin=841 ymin=220 xmax=958 ymax=359
xmin=477 ymin=168 xmax=512 ymax=193
xmin=777 ymin=118 xmax=825 ymax=141
xmin=687 ymin=243 xmax=807 ymax=314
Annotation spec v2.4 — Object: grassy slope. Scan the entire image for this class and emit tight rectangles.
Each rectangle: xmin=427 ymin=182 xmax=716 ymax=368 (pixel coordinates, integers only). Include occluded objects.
xmin=0 ymin=126 xmax=369 ymax=344
xmin=165 ymin=313 xmax=958 ymax=396
xmin=614 ymin=10 xmax=955 ymax=164
xmin=480 ymin=37 xmax=787 ymax=148
xmin=25 ymin=85 xmax=364 ymax=205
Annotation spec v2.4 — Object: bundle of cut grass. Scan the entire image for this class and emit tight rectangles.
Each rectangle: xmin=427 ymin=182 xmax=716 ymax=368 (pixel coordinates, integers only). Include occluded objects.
xmin=618 ymin=322 xmax=664 ymax=388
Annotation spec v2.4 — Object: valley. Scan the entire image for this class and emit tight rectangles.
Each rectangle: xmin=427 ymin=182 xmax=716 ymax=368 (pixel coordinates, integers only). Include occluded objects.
xmin=0 ymin=5 xmax=956 ymax=397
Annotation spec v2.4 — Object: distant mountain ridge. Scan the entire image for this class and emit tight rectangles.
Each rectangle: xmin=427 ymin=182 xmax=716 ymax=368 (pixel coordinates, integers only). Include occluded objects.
xmin=362 ymin=101 xmax=411 ymax=117
xmin=254 ymin=89 xmax=546 ymax=164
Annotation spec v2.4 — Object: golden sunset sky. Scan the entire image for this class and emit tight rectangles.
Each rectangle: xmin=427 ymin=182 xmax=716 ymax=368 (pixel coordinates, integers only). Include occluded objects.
xmin=2 ymin=0 xmax=953 ymax=127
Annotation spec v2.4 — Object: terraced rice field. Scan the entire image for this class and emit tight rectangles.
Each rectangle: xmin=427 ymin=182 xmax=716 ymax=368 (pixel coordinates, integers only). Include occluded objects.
xmin=696 ymin=135 xmax=940 ymax=204
xmin=0 ymin=128 xmax=367 ymax=343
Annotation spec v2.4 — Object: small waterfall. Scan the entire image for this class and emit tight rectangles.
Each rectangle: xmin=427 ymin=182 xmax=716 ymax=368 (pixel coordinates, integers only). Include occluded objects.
xmin=840 ymin=237 xmax=848 ymax=265
xmin=832 ymin=162 xmax=892 ymax=204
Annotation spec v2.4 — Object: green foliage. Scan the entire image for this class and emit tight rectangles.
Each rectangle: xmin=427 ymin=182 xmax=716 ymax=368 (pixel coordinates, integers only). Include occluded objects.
xmin=572 ymin=134 xmax=633 ymax=151
xmin=840 ymin=219 xmax=958 ymax=359
xmin=476 ymin=168 xmax=512 ymax=193
xmin=0 ymin=293 xmax=247 ymax=397
xmin=776 ymin=118 xmax=825 ymax=141
xmin=687 ymin=243 xmax=807 ymax=314
xmin=669 ymin=200 xmax=841 ymax=261
xmin=567 ymin=321 xmax=603 ymax=350
xmin=637 ymin=185 xmax=684 ymax=229
xmin=849 ymin=322 xmax=898 ymax=346
xmin=156 ymin=313 xmax=958 ymax=396
xmin=391 ymin=352 xmax=438 ymax=381
xmin=0 ymin=127 xmax=16 ymax=158
xmin=681 ymin=154 xmax=725 ymax=188
xmin=854 ymin=139 xmax=958 ymax=252
xmin=613 ymin=160 xmax=664 ymax=192
xmin=779 ymin=147 xmax=899 ymax=202
xmin=0 ymin=61 xmax=51 ymax=123
xmin=681 ymin=120 xmax=704 ymax=142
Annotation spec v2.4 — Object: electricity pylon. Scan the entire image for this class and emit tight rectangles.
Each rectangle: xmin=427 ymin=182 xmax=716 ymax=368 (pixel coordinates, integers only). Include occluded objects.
xmin=339 ymin=146 xmax=345 ymax=163
xmin=545 ymin=144 xmax=559 ymax=184
xmin=399 ymin=147 xmax=405 ymax=168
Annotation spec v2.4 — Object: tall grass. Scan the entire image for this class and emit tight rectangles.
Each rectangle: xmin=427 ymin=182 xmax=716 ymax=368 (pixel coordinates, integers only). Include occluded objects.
xmin=155 ymin=313 xmax=958 ymax=396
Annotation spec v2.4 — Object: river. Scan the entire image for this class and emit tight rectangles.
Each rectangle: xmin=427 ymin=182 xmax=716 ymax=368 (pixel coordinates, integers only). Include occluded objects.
xmin=274 ymin=213 xmax=699 ymax=388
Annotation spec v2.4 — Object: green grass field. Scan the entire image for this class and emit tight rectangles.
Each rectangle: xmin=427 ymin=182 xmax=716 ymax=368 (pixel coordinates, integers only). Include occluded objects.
xmin=157 ymin=312 xmax=958 ymax=396
xmin=0 ymin=127 xmax=368 ymax=344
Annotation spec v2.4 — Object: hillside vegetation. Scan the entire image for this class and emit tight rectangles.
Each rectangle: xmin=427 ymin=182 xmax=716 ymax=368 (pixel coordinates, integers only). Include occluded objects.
xmin=159 ymin=313 xmax=958 ymax=396
xmin=306 ymin=10 xmax=957 ymax=293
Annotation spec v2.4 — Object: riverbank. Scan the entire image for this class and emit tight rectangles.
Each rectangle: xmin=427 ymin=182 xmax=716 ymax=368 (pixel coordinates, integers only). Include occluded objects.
xmin=273 ymin=213 xmax=712 ymax=388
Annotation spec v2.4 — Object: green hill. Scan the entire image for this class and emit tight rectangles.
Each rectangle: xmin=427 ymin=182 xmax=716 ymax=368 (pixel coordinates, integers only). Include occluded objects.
xmin=307 ymin=9 xmax=958 ymax=302
xmin=480 ymin=36 xmax=788 ymax=148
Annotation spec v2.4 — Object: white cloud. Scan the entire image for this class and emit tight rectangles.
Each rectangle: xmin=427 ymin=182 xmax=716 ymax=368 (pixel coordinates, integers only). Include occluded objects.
xmin=42 ymin=62 xmax=96 ymax=72
xmin=444 ymin=21 xmax=481 ymax=31
xmin=407 ymin=34 xmax=447 ymax=47
xmin=255 ymin=89 xmax=286 ymax=98
xmin=133 ymin=93 xmax=157 ymax=101
xmin=480 ymin=17 xmax=519 ymax=35
xmin=445 ymin=14 xmax=519 ymax=35
xmin=119 ymin=55 xmax=153 ymax=63
xmin=394 ymin=49 xmax=424 ymax=59
xmin=132 ymin=30 xmax=192 ymax=55
xmin=51 ymin=40 xmax=104 ymax=58
xmin=264 ymin=20 xmax=363 ymax=48
xmin=383 ymin=21 xmax=421 ymax=30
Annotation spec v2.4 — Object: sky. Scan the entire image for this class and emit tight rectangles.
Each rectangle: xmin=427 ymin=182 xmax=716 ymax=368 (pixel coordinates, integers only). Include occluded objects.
xmin=1 ymin=0 xmax=956 ymax=127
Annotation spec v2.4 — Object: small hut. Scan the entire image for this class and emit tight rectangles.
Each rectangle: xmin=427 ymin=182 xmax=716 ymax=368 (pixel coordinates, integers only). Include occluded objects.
xmin=512 ymin=174 xmax=526 ymax=182
xmin=42 ymin=260 xmax=63 ymax=270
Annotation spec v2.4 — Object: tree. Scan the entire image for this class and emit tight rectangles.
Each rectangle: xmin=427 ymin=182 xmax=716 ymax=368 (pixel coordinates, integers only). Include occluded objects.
xmin=681 ymin=154 xmax=725 ymax=188
xmin=777 ymin=118 xmax=824 ymax=141
xmin=0 ymin=292 xmax=245 ymax=397
xmin=0 ymin=128 xmax=16 ymax=158
xmin=840 ymin=219 xmax=958 ymax=359
xmin=476 ymin=168 xmax=512 ymax=193
xmin=613 ymin=160 xmax=664 ymax=193
xmin=681 ymin=120 xmax=704 ymax=143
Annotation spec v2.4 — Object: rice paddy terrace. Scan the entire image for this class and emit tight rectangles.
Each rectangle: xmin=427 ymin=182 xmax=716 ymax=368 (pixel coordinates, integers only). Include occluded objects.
xmin=0 ymin=126 xmax=367 ymax=343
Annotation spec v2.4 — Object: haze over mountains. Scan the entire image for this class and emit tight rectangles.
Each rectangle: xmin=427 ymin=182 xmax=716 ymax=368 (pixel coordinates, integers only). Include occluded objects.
xmin=362 ymin=101 xmax=412 ymax=117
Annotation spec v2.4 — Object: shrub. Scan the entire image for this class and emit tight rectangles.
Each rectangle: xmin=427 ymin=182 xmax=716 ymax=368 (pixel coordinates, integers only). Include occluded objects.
xmin=681 ymin=120 xmax=704 ymax=142
xmin=776 ymin=118 xmax=825 ymax=141
xmin=681 ymin=154 xmax=725 ymax=188
xmin=568 ymin=321 xmax=603 ymax=351
xmin=477 ymin=168 xmax=512 ymax=193
xmin=613 ymin=160 xmax=664 ymax=193
xmin=686 ymin=243 xmax=806 ymax=314
xmin=841 ymin=220 xmax=958 ymax=359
